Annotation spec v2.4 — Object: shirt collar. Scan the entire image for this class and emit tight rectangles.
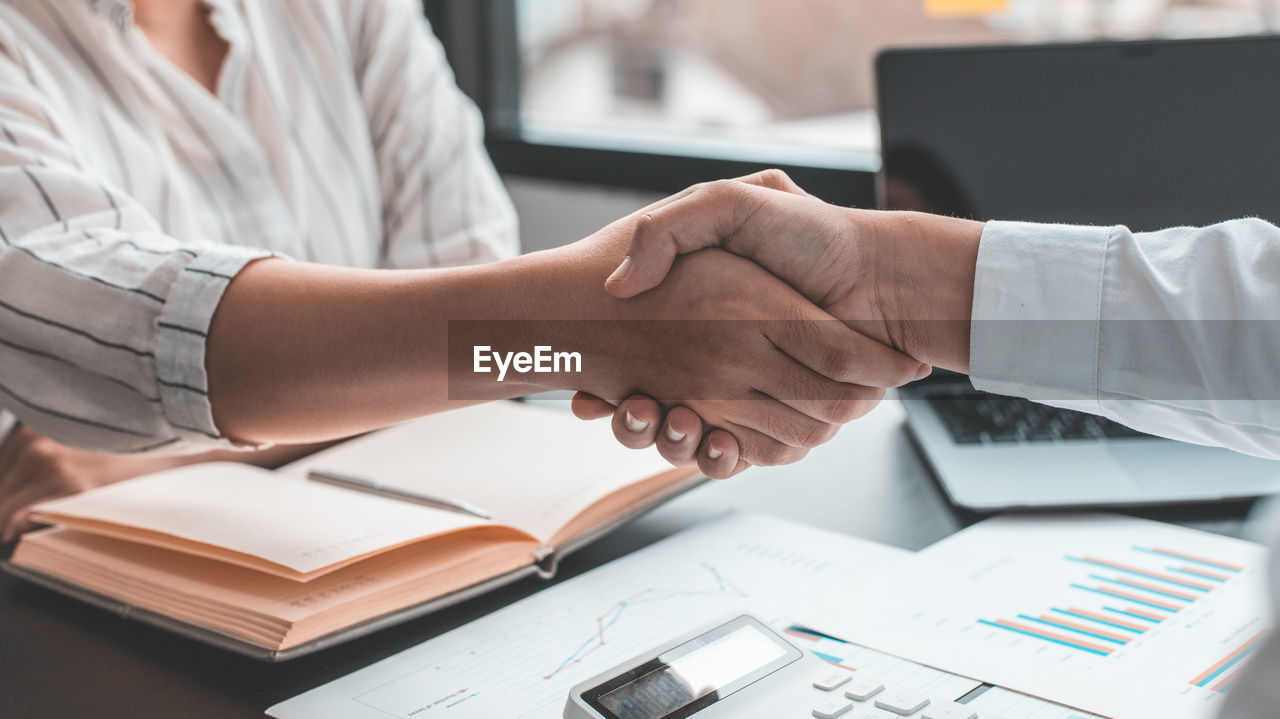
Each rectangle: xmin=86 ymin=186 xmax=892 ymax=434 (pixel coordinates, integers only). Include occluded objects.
xmin=85 ymin=0 xmax=134 ymax=32
xmin=83 ymin=0 xmax=244 ymax=33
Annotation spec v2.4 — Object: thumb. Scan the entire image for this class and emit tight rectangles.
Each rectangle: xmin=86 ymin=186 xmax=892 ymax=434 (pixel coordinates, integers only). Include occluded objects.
xmin=604 ymin=213 xmax=687 ymax=298
xmin=604 ymin=195 xmax=735 ymax=298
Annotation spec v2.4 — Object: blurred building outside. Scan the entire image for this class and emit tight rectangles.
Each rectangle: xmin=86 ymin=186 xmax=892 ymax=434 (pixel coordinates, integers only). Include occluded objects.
xmin=516 ymin=0 xmax=1280 ymax=157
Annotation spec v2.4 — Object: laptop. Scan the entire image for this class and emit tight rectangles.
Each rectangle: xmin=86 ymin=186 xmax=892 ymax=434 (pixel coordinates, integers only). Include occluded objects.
xmin=876 ymin=36 xmax=1280 ymax=510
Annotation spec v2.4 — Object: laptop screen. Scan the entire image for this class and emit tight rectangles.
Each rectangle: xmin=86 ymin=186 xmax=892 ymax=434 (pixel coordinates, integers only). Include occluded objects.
xmin=876 ymin=37 xmax=1280 ymax=232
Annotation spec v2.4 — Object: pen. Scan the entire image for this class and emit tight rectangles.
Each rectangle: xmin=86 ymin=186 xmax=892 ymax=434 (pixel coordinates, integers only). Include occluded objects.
xmin=306 ymin=470 xmax=493 ymax=520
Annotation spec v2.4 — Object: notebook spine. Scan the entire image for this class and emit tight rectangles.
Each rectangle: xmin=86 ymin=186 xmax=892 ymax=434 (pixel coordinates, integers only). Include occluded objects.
xmin=533 ymin=545 xmax=559 ymax=579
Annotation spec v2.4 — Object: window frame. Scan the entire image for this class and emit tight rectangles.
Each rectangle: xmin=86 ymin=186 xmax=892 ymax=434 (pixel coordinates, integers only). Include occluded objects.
xmin=423 ymin=0 xmax=879 ymax=207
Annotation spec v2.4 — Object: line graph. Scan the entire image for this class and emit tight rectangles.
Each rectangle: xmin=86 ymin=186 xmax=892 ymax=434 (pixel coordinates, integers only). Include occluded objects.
xmin=302 ymin=516 xmax=911 ymax=719
xmin=542 ymin=563 xmax=748 ymax=680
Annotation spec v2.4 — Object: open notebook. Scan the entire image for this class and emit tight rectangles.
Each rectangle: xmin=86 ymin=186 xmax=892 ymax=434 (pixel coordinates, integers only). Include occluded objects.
xmin=4 ymin=402 xmax=701 ymax=660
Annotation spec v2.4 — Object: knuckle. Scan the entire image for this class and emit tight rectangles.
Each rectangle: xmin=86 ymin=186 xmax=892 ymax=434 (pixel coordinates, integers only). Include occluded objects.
xmin=757 ymin=445 xmax=788 ymax=467
xmin=694 ymin=179 xmax=727 ymax=199
xmin=634 ymin=213 xmax=660 ymax=241
xmin=758 ymin=168 xmax=792 ymax=188
xmin=837 ymin=396 xmax=881 ymax=423
xmin=829 ymin=397 xmax=868 ymax=424
xmin=794 ymin=418 xmax=837 ymax=448
xmin=27 ymin=446 xmax=68 ymax=476
xmin=27 ymin=436 xmax=59 ymax=457
xmin=788 ymin=446 xmax=811 ymax=464
xmin=762 ymin=411 xmax=829 ymax=450
xmin=706 ymin=179 xmax=745 ymax=205
xmin=814 ymin=421 xmax=841 ymax=445
xmin=759 ymin=444 xmax=807 ymax=466
xmin=886 ymin=359 xmax=919 ymax=387
xmin=820 ymin=344 xmax=860 ymax=383
xmin=760 ymin=411 xmax=800 ymax=446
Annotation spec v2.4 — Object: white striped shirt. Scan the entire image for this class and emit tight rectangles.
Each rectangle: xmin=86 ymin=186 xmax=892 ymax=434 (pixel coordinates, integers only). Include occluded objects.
xmin=0 ymin=0 xmax=518 ymax=454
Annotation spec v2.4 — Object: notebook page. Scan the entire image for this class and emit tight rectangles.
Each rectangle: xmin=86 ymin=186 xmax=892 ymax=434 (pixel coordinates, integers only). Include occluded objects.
xmin=14 ymin=527 xmax=535 ymax=636
xmin=30 ymin=463 xmax=509 ymax=580
xmin=280 ymin=402 xmax=688 ymax=544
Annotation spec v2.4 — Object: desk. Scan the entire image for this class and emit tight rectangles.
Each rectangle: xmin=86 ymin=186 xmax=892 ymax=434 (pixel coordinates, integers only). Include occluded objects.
xmin=0 ymin=401 xmax=1257 ymax=718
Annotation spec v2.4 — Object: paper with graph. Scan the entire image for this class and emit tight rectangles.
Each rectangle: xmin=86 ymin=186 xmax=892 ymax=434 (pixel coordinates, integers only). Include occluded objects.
xmin=802 ymin=514 xmax=1270 ymax=719
xmin=267 ymin=514 xmax=910 ymax=719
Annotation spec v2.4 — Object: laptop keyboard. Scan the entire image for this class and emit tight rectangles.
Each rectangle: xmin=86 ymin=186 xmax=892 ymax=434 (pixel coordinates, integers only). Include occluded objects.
xmin=925 ymin=390 xmax=1152 ymax=445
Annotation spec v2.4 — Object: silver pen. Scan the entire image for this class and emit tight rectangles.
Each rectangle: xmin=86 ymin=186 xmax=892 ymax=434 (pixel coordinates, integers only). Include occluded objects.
xmin=306 ymin=470 xmax=492 ymax=520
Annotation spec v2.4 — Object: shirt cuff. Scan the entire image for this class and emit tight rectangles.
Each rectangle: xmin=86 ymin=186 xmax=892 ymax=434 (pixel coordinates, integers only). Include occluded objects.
xmin=969 ymin=220 xmax=1117 ymax=408
xmin=154 ymin=245 xmax=276 ymax=448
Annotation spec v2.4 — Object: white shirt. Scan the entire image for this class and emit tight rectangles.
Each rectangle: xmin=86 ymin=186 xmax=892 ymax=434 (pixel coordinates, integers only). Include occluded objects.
xmin=0 ymin=0 xmax=518 ymax=454
xmin=969 ymin=219 xmax=1280 ymax=719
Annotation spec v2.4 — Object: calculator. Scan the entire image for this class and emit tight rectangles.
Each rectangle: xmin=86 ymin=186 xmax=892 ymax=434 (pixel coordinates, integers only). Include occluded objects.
xmin=564 ymin=614 xmax=824 ymax=719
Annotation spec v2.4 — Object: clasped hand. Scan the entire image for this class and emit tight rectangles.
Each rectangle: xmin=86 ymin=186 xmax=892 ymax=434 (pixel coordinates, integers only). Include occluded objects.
xmin=574 ymin=170 xmax=981 ymax=478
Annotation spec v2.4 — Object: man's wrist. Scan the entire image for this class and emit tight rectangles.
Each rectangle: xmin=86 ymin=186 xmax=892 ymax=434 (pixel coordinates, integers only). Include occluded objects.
xmin=868 ymin=211 xmax=983 ymax=373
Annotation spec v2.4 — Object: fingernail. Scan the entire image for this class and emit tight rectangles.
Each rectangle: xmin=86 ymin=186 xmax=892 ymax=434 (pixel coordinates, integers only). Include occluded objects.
xmin=914 ymin=364 xmax=933 ymax=381
xmin=607 ymin=256 xmax=633 ymax=283
xmin=625 ymin=411 xmax=649 ymax=432
xmin=666 ymin=426 xmax=687 ymax=442
xmin=707 ymin=446 xmax=723 ymax=460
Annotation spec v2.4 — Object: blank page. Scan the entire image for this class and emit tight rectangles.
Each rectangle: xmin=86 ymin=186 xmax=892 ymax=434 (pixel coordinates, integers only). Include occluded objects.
xmin=280 ymin=402 xmax=687 ymax=543
xmin=30 ymin=463 xmax=506 ymax=580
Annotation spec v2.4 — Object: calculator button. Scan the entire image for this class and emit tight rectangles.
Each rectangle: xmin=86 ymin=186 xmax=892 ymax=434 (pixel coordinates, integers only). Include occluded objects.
xmin=922 ymin=702 xmax=977 ymax=719
xmin=813 ymin=698 xmax=854 ymax=718
xmin=844 ymin=679 xmax=885 ymax=701
xmin=874 ymin=689 xmax=930 ymax=715
xmin=814 ymin=672 xmax=852 ymax=691
xmin=848 ymin=710 xmax=897 ymax=719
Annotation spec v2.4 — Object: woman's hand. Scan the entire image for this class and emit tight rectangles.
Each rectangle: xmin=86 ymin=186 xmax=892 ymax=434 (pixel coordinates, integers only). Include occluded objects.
xmin=0 ymin=426 xmax=338 ymax=542
xmin=0 ymin=426 xmax=170 ymax=542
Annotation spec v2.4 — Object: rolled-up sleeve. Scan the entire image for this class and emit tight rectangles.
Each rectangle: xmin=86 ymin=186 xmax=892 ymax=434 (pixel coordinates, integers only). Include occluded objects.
xmin=0 ymin=54 xmax=271 ymax=454
xmin=970 ymin=219 xmax=1280 ymax=459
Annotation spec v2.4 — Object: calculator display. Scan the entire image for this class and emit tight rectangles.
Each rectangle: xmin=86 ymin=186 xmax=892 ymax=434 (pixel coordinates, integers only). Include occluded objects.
xmin=586 ymin=620 xmax=794 ymax=719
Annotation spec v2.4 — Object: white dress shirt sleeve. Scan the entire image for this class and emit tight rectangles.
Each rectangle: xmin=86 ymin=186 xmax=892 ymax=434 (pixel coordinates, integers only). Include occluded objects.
xmin=970 ymin=218 xmax=1280 ymax=460
xmin=346 ymin=0 xmax=519 ymax=270
xmin=0 ymin=51 xmax=272 ymax=455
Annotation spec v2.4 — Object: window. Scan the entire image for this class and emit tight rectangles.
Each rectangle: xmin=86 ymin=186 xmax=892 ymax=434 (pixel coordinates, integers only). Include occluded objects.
xmin=432 ymin=0 xmax=1280 ymax=201
xmin=511 ymin=0 xmax=1280 ymax=165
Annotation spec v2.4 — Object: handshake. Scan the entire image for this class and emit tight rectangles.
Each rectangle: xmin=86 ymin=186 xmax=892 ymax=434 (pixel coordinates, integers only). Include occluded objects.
xmin=554 ymin=170 xmax=986 ymax=479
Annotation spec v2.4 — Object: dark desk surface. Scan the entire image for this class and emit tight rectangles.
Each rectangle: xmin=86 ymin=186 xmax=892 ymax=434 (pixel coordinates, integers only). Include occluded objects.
xmin=0 ymin=402 xmax=1257 ymax=719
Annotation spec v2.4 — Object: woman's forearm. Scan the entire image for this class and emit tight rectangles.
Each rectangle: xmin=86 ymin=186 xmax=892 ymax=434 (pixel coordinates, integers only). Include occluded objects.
xmin=206 ymin=241 xmax=613 ymax=444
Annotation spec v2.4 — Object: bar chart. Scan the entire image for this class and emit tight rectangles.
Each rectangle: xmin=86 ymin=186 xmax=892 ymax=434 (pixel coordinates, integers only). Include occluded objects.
xmin=802 ymin=514 xmax=1271 ymax=719
xmin=978 ymin=545 xmax=1243 ymax=658
xmin=1189 ymin=629 xmax=1268 ymax=693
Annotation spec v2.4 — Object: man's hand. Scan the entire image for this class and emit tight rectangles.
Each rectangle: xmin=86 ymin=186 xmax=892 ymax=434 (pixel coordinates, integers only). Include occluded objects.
xmin=563 ymin=247 xmax=927 ymax=478
xmin=604 ymin=170 xmax=984 ymax=370
xmin=579 ymin=171 xmax=984 ymax=473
